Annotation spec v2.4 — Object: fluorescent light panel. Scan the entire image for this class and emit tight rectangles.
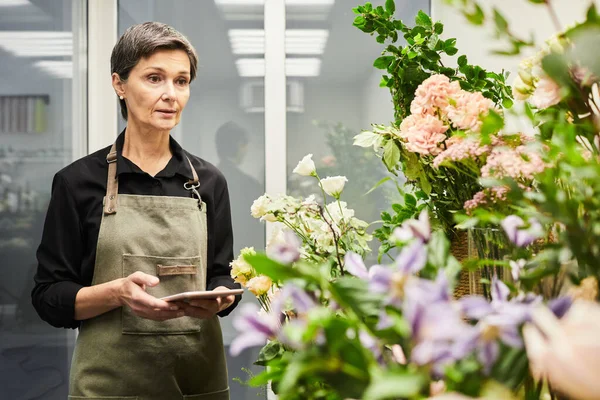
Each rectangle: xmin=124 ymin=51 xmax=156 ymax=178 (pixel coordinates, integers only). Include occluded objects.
xmin=228 ymin=29 xmax=328 ymax=55
xmin=236 ymin=58 xmax=321 ymax=77
xmin=0 ymin=31 xmax=72 ymax=57
xmin=214 ymin=0 xmax=334 ymax=21
xmin=34 ymin=60 xmax=72 ymax=79
xmin=0 ymin=0 xmax=30 ymax=6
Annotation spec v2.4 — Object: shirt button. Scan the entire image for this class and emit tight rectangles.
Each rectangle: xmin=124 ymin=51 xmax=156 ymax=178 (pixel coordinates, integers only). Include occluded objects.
xmin=154 ymin=181 xmax=161 ymax=187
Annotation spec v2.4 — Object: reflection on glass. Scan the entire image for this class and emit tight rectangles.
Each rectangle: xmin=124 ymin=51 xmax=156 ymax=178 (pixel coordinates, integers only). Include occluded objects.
xmin=118 ymin=1 xmax=266 ymax=398
xmin=285 ymin=0 xmax=430 ymax=261
xmin=0 ymin=0 xmax=85 ymax=398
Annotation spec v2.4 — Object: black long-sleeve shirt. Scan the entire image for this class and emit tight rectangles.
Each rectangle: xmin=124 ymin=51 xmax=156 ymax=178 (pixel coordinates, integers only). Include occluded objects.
xmin=32 ymin=130 xmax=241 ymax=329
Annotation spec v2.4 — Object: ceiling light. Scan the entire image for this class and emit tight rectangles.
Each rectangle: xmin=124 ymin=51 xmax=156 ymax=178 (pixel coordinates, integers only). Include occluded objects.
xmin=0 ymin=0 xmax=30 ymax=6
xmin=0 ymin=31 xmax=72 ymax=57
xmin=285 ymin=58 xmax=321 ymax=77
xmin=236 ymin=57 xmax=321 ymax=77
xmin=235 ymin=58 xmax=265 ymax=78
xmin=34 ymin=60 xmax=72 ymax=79
xmin=228 ymin=29 xmax=328 ymax=55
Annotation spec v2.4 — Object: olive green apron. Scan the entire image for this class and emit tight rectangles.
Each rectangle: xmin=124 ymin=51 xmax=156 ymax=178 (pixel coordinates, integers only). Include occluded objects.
xmin=68 ymin=143 xmax=229 ymax=400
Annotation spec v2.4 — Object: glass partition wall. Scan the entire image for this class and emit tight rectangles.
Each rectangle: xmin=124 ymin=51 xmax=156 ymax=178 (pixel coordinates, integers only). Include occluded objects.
xmin=0 ymin=0 xmax=87 ymax=398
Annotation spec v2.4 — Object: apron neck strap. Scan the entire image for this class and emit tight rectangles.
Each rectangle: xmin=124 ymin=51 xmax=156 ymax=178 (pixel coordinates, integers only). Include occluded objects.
xmin=104 ymin=144 xmax=202 ymax=215
xmin=104 ymin=143 xmax=118 ymax=215
xmin=185 ymin=155 xmax=199 ymax=185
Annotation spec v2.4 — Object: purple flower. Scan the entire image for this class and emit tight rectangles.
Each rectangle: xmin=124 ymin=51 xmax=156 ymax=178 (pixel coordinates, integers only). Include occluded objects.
xmin=267 ymin=230 xmax=301 ymax=264
xmin=501 ymin=215 xmax=544 ymax=247
xmin=407 ymin=300 xmax=473 ymax=375
xmin=359 ymin=330 xmax=383 ymax=362
xmin=548 ymin=296 xmax=572 ymax=318
xmin=392 ymin=210 xmax=431 ymax=243
xmin=344 ymin=252 xmax=369 ymax=279
xmin=272 ymin=283 xmax=316 ymax=315
xmin=230 ymin=303 xmax=280 ymax=356
xmin=454 ymin=314 xmax=524 ymax=374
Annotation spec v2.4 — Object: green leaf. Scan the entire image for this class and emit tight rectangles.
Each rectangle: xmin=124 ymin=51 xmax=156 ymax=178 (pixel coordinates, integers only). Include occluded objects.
xmin=376 ymin=35 xmax=386 ymax=44
xmin=244 ymin=253 xmax=301 ymax=281
xmin=419 ymin=170 xmax=432 ymax=195
xmin=383 ymin=140 xmax=401 ymax=171
xmin=403 ymin=150 xmax=422 ymax=181
xmin=464 ymin=4 xmax=485 ymax=25
xmin=427 ymin=230 xmax=450 ymax=269
xmin=255 ymin=340 xmax=284 ymax=366
xmin=502 ymin=97 xmax=514 ymax=109
xmin=445 ymin=47 xmax=458 ymax=56
xmin=415 ymin=10 xmax=432 ymax=27
xmin=354 ymin=130 xmax=383 ymax=148
xmin=587 ymin=3 xmax=600 ymax=22
xmin=365 ymin=176 xmax=392 ymax=196
xmin=434 ymin=22 xmax=444 ymax=34
xmin=373 ymin=55 xmax=395 ymax=69
xmin=363 ymin=369 xmax=427 ymax=399
xmin=444 ymin=38 xmax=457 ymax=49
xmin=408 ymin=51 xmax=418 ymax=59
xmin=541 ymin=53 xmax=575 ymax=91
xmin=493 ymin=8 xmax=509 ymax=33
xmin=480 ymin=109 xmax=505 ymax=139
xmin=330 ymin=277 xmax=382 ymax=318
xmin=353 ymin=15 xmax=366 ymax=28
xmin=457 ymin=55 xmax=468 ymax=67
xmin=404 ymin=193 xmax=417 ymax=208
xmin=385 ymin=0 xmax=395 ymax=15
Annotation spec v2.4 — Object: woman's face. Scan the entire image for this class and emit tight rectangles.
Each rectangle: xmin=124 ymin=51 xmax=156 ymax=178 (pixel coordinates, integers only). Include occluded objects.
xmin=113 ymin=48 xmax=191 ymax=132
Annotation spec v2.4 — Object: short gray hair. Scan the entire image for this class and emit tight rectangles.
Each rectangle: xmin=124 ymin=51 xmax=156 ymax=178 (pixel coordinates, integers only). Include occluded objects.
xmin=111 ymin=22 xmax=198 ymax=120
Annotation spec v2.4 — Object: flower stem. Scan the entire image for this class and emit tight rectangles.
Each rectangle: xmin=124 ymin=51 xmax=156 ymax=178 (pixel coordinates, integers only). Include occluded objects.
xmin=544 ymin=0 xmax=562 ymax=32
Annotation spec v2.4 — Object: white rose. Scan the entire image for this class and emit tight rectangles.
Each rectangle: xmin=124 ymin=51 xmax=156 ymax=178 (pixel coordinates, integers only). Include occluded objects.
xmin=250 ymin=195 xmax=270 ymax=218
xmin=325 ymin=201 xmax=354 ymax=224
xmin=293 ymin=154 xmax=316 ymax=176
xmin=247 ymin=276 xmax=273 ymax=296
xmin=320 ymin=176 xmax=348 ymax=198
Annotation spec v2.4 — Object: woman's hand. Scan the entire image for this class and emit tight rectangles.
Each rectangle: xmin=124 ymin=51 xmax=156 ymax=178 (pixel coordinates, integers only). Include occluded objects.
xmin=118 ymin=271 xmax=184 ymax=321
xmin=175 ymin=286 xmax=236 ymax=319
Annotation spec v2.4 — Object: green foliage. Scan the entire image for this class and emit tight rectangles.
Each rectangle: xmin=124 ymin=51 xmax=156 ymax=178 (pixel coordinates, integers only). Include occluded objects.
xmin=353 ymin=0 xmax=512 ymax=123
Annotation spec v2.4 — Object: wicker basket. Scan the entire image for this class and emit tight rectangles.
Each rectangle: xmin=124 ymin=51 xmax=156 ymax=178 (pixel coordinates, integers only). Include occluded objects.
xmin=451 ymin=230 xmax=482 ymax=298
xmin=451 ymin=229 xmax=510 ymax=299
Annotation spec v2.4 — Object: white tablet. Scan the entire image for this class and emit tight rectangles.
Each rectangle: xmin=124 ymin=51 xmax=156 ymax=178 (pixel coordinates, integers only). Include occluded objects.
xmin=161 ymin=289 xmax=244 ymax=302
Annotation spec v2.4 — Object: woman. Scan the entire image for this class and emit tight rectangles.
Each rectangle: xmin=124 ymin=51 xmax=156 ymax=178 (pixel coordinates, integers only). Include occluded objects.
xmin=32 ymin=22 xmax=241 ymax=399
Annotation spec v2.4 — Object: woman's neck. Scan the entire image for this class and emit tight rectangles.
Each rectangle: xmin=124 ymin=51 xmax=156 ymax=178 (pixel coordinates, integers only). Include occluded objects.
xmin=122 ymin=124 xmax=172 ymax=177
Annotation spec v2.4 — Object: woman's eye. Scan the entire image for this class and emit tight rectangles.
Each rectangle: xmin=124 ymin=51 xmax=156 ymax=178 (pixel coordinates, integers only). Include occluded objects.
xmin=148 ymin=75 xmax=160 ymax=83
xmin=177 ymin=78 xmax=189 ymax=85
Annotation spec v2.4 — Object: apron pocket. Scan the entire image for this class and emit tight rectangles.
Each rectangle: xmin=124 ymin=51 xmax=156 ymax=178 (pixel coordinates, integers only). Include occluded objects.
xmin=122 ymin=254 xmax=205 ymax=335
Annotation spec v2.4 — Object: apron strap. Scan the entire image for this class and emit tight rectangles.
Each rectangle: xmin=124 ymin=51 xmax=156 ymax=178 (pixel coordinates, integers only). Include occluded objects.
xmin=104 ymin=144 xmax=202 ymax=215
xmin=104 ymin=143 xmax=118 ymax=215
xmin=185 ymin=155 xmax=199 ymax=184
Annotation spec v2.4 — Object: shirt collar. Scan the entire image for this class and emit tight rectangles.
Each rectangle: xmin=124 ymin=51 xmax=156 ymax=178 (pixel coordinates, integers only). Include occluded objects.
xmin=114 ymin=129 xmax=195 ymax=180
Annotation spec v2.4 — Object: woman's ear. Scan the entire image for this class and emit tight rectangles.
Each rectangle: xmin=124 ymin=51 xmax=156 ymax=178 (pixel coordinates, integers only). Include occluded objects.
xmin=112 ymin=72 xmax=125 ymax=99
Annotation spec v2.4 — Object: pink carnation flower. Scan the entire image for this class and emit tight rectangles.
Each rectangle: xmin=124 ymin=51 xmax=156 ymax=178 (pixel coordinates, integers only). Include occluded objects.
xmin=401 ymin=114 xmax=449 ymax=156
xmin=446 ymin=91 xmax=495 ymax=132
xmin=410 ymin=74 xmax=461 ymax=116
xmin=481 ymin=146 xmax=546 ymax=181
xmin=464 ymin=186 xmax=509 ymax=215
xmin=432 ymin=136 xmax=491 ymax=168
